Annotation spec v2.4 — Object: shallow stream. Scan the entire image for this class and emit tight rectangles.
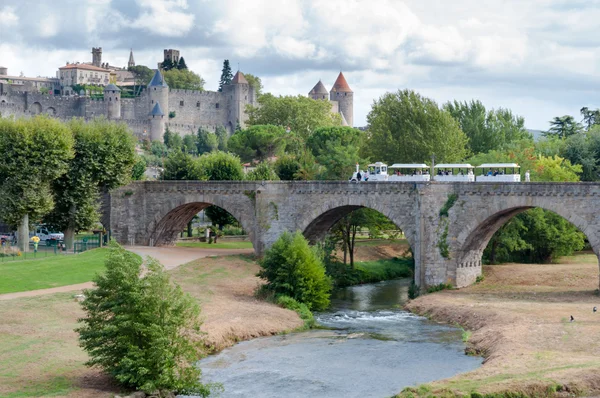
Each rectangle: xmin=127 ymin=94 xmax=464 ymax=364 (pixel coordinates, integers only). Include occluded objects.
xmin=197 ymin=279 xmax=481 ymax=398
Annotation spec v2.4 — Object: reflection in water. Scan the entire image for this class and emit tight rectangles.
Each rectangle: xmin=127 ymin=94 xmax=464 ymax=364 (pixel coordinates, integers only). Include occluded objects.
xmin=196 ymin=279 xmax=481 ymax=398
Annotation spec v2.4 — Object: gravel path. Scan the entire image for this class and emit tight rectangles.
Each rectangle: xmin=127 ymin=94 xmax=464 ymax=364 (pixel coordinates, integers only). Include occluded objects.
xmin=0 ymin=246 xmax=253 ymax=301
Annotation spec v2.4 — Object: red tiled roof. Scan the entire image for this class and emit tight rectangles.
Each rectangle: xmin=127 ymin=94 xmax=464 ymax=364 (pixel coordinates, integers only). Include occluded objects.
xmin=231 ymin=71 xmax=248 ymax=84
xmin=331 ymin=72 xmax=352 ymax=93
xmin=59 ymin=64 xmax=108 ymax=72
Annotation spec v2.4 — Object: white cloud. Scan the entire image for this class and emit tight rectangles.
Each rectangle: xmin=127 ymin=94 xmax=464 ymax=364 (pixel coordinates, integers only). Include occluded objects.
xmin=0 ymin=6 xmax=18 ymax=27
xmin=132 ymin=0 xmax=195 ymax=37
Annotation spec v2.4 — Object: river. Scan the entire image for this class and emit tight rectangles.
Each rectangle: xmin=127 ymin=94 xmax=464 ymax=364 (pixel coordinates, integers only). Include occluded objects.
xmin=196 ymin=279 xmax=481 ymax=398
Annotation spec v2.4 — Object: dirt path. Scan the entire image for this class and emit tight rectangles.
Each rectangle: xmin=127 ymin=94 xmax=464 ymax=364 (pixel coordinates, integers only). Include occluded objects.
xmin=0 ymin=246 xmax=253 ymax=301
xmin=401 ymin=254 xmax=600 ymax=397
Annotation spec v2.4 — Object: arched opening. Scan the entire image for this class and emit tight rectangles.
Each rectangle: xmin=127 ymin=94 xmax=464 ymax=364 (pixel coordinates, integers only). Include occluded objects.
xmin=46 ymin=107 xmax=56 ymax=116
xmin=303 ymin=205 xmax=416 ymax=288
xmin=150 ymin=202 xmax=254 ymax=252
xmin=30 ymin=102 xmax=42 ymax=114
xmin=459 ymin=206 xmax=599 ymax=289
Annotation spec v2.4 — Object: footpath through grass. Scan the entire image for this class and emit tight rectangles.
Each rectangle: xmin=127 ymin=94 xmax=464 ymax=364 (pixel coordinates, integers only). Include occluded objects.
xmin=176 ymin=241 xmax=253 ymax=250
xmin=0 ymin=248 xmax=125 ymax=294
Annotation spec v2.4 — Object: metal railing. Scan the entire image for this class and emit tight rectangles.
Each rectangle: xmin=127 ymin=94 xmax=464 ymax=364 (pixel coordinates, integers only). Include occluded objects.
xmin=0 ymin=234 xmax=103 ymax=262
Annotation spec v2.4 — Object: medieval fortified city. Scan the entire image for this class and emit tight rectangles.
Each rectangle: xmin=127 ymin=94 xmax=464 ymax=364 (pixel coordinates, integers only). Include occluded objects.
xmin=2 ymin=2 xmax=600 ymax=398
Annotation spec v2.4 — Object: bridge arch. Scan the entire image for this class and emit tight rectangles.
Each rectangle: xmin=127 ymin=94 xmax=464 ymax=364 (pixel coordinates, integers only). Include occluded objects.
xmin=147 ymin=197 xmax=255 ymax=250
xmin=454 ymin=196 xmax=600 ymax=287
xmin=30 ymin=102 xmax=42 ymax=114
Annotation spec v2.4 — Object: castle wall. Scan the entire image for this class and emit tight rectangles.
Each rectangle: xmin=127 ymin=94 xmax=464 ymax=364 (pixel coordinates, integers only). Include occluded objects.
xmin=83 ymin=98 xmax=107 ymax=118
xmin=25 ymin=92 xmax=84 ymax=117
xmin=167 ymin=90 xmax=228 ymax=135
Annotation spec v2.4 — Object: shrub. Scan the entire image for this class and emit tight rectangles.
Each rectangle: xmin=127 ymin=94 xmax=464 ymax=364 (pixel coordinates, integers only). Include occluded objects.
xmin=427 ymin=282 xmax=454 ymax=293
xmin=77 ymin=243 xmax=216 ymax=396
xmin=408 ymin=280 xmax=420 ymax=299
xmin=276 ymin=295 xmax=315 ymax=329
xmin=258 ymin=231 xmax=332 ymax=311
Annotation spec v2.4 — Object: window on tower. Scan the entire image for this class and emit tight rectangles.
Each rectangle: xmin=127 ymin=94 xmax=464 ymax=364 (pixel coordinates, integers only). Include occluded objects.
xmin=180 ymin=100 xmax=184 ymax=106
xmin=216 ymin=103 xmax=220 ymax=109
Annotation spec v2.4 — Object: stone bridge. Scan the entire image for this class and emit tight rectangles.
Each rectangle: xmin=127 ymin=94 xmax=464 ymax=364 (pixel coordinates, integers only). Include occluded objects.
xmin=108 ymin=181 xmax=600 ymax=289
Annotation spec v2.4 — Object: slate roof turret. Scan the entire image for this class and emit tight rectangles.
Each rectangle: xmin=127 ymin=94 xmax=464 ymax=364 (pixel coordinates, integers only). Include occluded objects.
xmin=309 ymin=80 xmax=328 ymax=95
xmin=149 ymin=69 xmax=168 ymax=87
xmin=150 ymin=102 xmax=164 ymax=117
xmin=104 ymin=83 xmax=120 ymax=92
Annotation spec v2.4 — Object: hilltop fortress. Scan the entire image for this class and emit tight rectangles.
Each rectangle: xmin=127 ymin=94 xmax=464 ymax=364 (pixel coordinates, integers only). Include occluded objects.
xmin=0 ymin=48 xmax=353 ymax=141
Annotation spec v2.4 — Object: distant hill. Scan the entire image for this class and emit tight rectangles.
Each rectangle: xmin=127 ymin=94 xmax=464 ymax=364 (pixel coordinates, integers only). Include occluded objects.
xmin=527 ymin=129 xmax=544 ymax=141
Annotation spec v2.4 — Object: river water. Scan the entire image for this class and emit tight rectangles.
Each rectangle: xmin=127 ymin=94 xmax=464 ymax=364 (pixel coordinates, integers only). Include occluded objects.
xmin=197 ymin=279 xmax=481 ymax=398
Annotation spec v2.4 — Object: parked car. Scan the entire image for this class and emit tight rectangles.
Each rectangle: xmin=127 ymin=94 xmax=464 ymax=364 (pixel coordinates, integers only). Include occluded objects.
xmin=29 ymin=226 xmax=64 ymax=243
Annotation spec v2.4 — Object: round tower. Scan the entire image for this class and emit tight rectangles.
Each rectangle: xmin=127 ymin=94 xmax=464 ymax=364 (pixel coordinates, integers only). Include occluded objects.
xmin=330 ymin=72 xmax=353 ymax=127
xmin=309 ymin=80 xmax=329 ymax=101
xmin=148 ymin=69 xmax=169 ymax=125
xmin=104 ymin=83 xmax=121 ymax=120
xmin=228 ymin=71 xmax=250 ymax=129
xmin=149 ymin=102 xmax=166 ymax=142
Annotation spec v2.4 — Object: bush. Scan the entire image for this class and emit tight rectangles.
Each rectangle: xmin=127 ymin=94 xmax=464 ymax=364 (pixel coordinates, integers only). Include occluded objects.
xmin=325 ymin=257 xmax=414 ymax=288
xmin=258 ymin=231 xmax=332 ymax=311
xmin=408 ymin=280 xmax=420 ymax=299
xmin=426 ymin=282 xmax=454 ymax=293
xmin=276 ymin=295 xmax=315 ymax=329
xmin=77 ymin=243 xmax=216 ymax=396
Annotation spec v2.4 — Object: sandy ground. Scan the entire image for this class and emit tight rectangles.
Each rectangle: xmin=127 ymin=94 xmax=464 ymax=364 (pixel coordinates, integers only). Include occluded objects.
xmin=0 ymin=248 xmax=298 ymax=398
xmin=401 ymin=254 xmax=600 ymax=397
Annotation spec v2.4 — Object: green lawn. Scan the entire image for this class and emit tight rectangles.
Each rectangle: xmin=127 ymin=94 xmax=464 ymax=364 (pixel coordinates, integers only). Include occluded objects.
xmin=0 ymin=249 xmax=123 ymax=294
xmin=354 ymin=238 xmax=408 ymax=247
xmin=175 ymin=241 xmax=254 ymax=250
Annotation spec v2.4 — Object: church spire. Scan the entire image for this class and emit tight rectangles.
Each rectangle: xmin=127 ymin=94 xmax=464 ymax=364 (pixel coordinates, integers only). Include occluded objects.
xmin=128 ymin=49 xmax=135 ymax=68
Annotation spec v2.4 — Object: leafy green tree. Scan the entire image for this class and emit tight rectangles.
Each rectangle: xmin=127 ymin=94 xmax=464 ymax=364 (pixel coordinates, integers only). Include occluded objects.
xmin=258 ymin=231 xmax=332 ymax=311
xmin=244 ymin=73 xmax=263 ymax=96
xmin=77 ymin=244 xmax=214 ymax=396
xmin=163 ymin=128 xmax=183 ymax=151
xmin=218 ymin=60 xmax=233 ymax=92
xmin=580 ymin=107 xmax=600 ymax=130
xmin=444 ymin=100 xmax=532 ymax=154
xmin=246 ymin=94 xmax=341 ymax=139
xmin=128 ymin=65 xmax=154 ymax=86
xmin=294 ymin=150 xmax=322 ymax=181
xmin=161 ymin=151 xmax=203 ymax=180
xmin=307 ymin=126 xmax=367 ymax=180
xmin=196 ymin=128 xmax=218 ymax=155
xmin=245 ymin=162 xmax=279 ymax=181
xmin=365 ymin=90 xmax=469 ymax=164
xmin=131 ymin=156 xmax=147 ymax=181
xmin=163 ymin=69 xmax=205 ymax=91
xmin=161 ymin=59 xmax=175 ymax=71
xmin=215 ymin=125 xmax=228 ymax=151
xmin=151 ymin=141 xmax=168 ymax=157
xmin=544 ymin=115 xmax=583 ymax=139
xmin=44 ymin=119 xmax=136 ymax=249
xmin=198 ymin=151 xmax=243 ymax=228
xmin=274 ymin=155 xmax=301 ymax=180
xmin=182 ymin=134 xmax=197 ymax=155
xmin=177 ymin=57 xmax=188 ymax=70
xmin=0 ymin=116 xmax=74 ymax=251
xmin=228 ymin=125 xmax=287 ymax=162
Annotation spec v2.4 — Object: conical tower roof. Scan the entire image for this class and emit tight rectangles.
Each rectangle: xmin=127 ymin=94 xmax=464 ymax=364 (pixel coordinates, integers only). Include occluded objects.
xmin=231 ymin=71 xmax=248 ymax=84
xmin=309 ymin=80 xmax=328 ymax=95
xmin=150 ymin=102 xmax=164 ymax=117
xmin=331 ymin=72 xmax=352 ymax=93
xmin=149 ymin=69 xmax=168 ymax=87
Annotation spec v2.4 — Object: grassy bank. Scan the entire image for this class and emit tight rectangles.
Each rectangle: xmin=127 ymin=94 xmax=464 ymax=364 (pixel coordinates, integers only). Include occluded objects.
xmin=328 ymin=257 xmax=414 ymax=287
xmin=398 ymin=254 xmax=600 ymax=397
xmin=175 ymin=241 xmax=253 ymax=250
xmin=0 ymin=249 xmax=121 ymax=294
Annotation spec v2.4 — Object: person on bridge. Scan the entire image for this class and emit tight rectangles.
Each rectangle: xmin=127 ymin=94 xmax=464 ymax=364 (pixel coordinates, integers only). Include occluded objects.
xmin=525 ymin=170 xmax=531 ymax=182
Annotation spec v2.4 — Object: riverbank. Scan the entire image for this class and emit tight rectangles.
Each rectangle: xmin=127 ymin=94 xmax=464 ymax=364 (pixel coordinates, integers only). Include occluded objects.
xmin=399 ymin=253 xmax=600 ymax=397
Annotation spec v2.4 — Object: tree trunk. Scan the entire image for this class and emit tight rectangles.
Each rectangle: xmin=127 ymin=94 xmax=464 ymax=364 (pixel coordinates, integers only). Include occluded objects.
xmin=17 ymin=213 xmax=29 ymax=253
xmin=187 ymin=221 xmax=193 ymax=238
xmin=64 ymin=227 xmax=75 ymax=252
xmin=349 ymin=225 xmax=357 ymax=269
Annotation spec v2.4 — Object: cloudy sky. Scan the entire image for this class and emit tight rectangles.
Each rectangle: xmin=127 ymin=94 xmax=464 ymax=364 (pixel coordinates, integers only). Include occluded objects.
xmin=1 ymin=0 xmax=600 ymax=129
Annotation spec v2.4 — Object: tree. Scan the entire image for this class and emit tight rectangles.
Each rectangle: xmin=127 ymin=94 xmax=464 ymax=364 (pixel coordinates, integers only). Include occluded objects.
xmin=131 ymin=156 xmax=147 ymax=181
xmin=365 ymin=90 xmax=469 ymax=164
xmin=215 ymin=125 xmax=228 ymax=151
xmin=228 ymin=125 xmax=287 ymax=162
xmin=196 ymin=128 xmax=218 ymax=155
xmin=128 ymin=65 xmax=154 ymax=86
xmin=444 ymin=100 xmax=532 ymax=154
xmin=544 ymin=116 xmax=583 ymax=139
xmin=198 ymin=151 xmax=243 ymax=228
xmin=218 ymin=60 xmax=233 ymax=92
xmin=274 ymin=155 xmax=301 ymax=180
xmin=0 ymin=116 xmax=74 ymax=251
xmin=580 ymin=107 xmax=600 ymax=131
xmin=306 ymin=126 xmax=367 ymax=180
xmin=44 ymin=118 xmax=136 ymax=250
xmin=245 ymin=162 xmax=279 ymax=181
xmin=177 ymin=57 xmax=188 ymax=70
xmin=244 ymin=73 xmax=263 ymax=96
xmin=77 ymin=244 xmax=213 ymax=396
xmin=163 ymin=69 xmax=205 ymax=91
xmin=246 ymin=94 xmax=341 ymax=139
xmin=258 ymin=231 xmax=332 ymax=311
xmin=182 ymin=134 xmax=197 ymax=155
xmin=161 ymin=59 xmax=175 ymax=71
xmin=161 ymin=151 xmax=203 ymax=181
xmin=163 ymin=128 xmax=183 ymax=151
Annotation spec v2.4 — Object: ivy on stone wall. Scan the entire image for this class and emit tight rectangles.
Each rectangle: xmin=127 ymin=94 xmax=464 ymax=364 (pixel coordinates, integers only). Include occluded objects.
xmin=437 ymin=193 xmax=458 ymax=259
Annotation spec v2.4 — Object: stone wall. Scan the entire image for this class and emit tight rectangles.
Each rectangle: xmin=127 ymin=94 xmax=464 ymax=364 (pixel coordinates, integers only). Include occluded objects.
xmin=167 ymin=90 xmax=228 ymax=134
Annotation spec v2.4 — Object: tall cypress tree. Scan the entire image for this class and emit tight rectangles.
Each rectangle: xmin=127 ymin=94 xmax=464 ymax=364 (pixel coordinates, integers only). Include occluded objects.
xmin=218 ymin=60 xmax=233 ymax=92
xmin=177 ymin=57 xmax=188 ymax=70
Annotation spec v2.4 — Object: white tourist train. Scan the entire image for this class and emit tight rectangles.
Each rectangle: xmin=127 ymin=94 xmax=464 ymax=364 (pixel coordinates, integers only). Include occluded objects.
xmin=349 ymin=162 xmax=522 ymax=183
